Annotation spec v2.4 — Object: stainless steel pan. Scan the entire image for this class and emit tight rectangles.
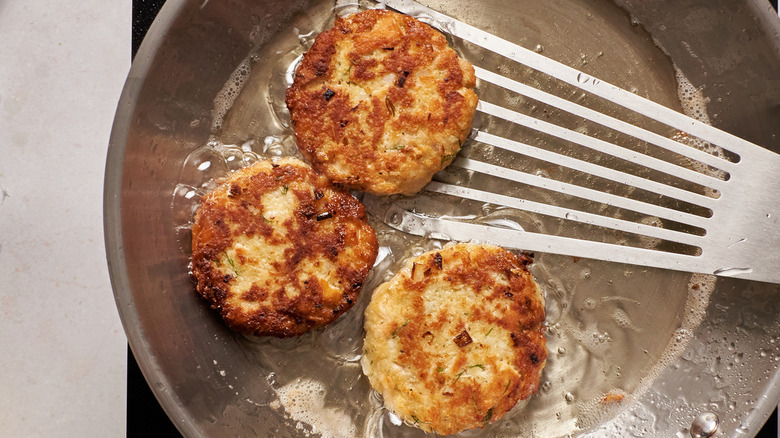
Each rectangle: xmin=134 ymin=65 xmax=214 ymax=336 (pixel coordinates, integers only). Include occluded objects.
xmin=105 ymin=0 xmax=780 ymax=436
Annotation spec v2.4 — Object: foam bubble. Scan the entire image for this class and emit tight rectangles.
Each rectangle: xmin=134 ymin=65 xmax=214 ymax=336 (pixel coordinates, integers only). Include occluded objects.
xmin=575 ymin=389 xmax=631 ymax=430
xmin=563 ymin=272 xmax=715 ymax=434
xmin=612 ymin=308 xmax=641 ymax=332
xmin=212 ymin=57 xmax=253 ymax=133
xmin=274 ymin=378 xmax=357 ymax=438
xmin=669 ymin=67 xmax=734 ymax=194
xmin=637 ymin=216 xmax=663 ymax=249
xmin=620 ymin=274 xmax=714 ymax=397
xmin=569 ymin=322 xmax=613 ymax=355
xmin=674 ymin=68 xmax=711 ymax=126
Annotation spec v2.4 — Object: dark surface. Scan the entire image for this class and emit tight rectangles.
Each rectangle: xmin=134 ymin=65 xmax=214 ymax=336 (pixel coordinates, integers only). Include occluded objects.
xmin=127 ymin=347 xmax=181 ymax=437
xmin=763 ymin=408 xmax=779 ymax=438
xmin=128 ymin=4 xmax=181 ymax=438
xmin=125 ymin=1 xmax=779 ymax=437
xmin=132 ymin=0 xmax=168 ymax=57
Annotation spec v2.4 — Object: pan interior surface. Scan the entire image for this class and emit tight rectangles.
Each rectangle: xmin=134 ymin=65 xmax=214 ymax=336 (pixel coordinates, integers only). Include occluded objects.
xmin=105 ymin=0 xmax=780 ymax=436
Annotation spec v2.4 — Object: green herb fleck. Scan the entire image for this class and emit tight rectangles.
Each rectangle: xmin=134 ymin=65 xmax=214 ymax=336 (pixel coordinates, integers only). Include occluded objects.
xmin=392 ymin=319 xmax=411 ymax=338
xmin=503 ymin=380 xmax=511 ymax=394
xmin=410 ymin=414 xmax=429 ymax=425
xmin=224 ymin=251 xmax=240 ymax=277
xmin=454 ymin=365 xmax=484 ymax=383
xmin=437 ymin=366 xmax=445 ymax=373
xmin=482 ymin=407 xmax=494 ymax=425
xmin=440 ymin=139 xmax=464 ymax=168
xmin=441 ymin=151 xmax=460 ymax=168
xmin=485 ymin=328 xmax=494 ymax=337
xmin=281 ymin=185 xmax=289 ymax=194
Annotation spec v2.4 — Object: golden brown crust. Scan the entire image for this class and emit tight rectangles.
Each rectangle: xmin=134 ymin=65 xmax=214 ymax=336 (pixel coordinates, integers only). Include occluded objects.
xmin=361 ymin=243 xmax=546 ymax=435
xmin=286 ymin=9 xmax=478 ymax=195
xmin=191 ymin=157 xmax=378 ymax=337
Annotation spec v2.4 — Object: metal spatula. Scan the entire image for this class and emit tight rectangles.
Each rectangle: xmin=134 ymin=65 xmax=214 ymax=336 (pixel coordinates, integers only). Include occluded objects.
xmin=364 ymin=0 xmax=780 ymax=283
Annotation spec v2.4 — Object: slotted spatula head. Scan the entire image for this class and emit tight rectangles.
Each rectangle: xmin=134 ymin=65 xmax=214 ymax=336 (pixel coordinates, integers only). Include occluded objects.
xmin=366 ymin=0 xmax=780 ymax=283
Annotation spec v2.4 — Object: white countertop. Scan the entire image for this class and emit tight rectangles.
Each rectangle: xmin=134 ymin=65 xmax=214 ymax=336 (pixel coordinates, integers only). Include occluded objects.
xmin=0 ymin=1 xmax=130 ymax=436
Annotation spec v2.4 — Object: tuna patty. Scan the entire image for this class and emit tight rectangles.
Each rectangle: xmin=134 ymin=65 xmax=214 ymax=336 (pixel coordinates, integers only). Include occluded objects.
xmin=286 ymin=9 xmax=478 ymax=195
xmin=191 ymin=157 xmax=378 ymax=337
xmin=361 ymin=243 xmax=547 ymax=435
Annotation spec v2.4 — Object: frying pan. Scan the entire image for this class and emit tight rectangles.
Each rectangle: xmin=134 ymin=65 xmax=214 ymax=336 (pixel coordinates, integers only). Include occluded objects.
xmin=105 ymin=0 xmax=780 ymax=436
